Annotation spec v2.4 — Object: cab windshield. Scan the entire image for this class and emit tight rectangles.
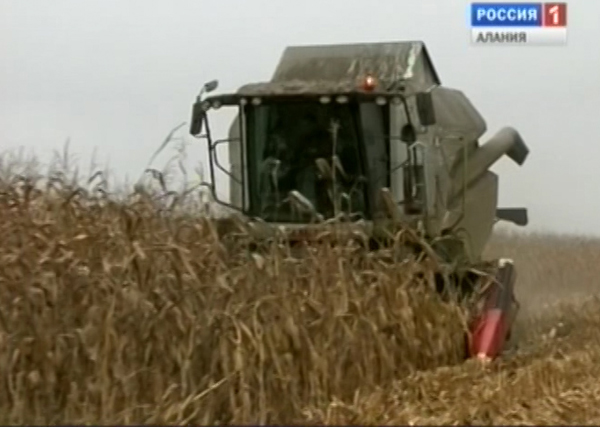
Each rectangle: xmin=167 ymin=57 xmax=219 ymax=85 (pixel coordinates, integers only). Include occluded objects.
xmin=244 ymin=99 xmax=367 ymax=222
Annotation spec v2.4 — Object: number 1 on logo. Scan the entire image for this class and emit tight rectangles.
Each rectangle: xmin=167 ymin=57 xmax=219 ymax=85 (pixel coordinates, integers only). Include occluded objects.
xmin=549 ymin=5 xmax=559 ymax=24
xmin=543 ymin=3 xmax=567 ymax=27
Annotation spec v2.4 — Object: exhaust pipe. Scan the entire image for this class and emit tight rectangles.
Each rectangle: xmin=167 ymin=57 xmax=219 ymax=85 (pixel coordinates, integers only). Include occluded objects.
xmin=451 ymin=127 xmax=529 ymax=199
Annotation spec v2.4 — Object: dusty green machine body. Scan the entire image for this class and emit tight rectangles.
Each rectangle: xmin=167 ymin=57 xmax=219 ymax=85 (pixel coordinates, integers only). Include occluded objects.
xmin=189 ymin=41 xmax=530 ymax=360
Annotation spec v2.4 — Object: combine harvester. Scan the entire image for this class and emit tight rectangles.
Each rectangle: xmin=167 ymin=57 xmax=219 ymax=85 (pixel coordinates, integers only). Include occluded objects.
xmin=189 ymin=41 xmax=530 ymax=361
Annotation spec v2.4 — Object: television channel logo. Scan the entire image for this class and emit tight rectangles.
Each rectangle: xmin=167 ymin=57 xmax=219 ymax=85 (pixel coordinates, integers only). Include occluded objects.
xmin=471 ymin=3 xmax=567 ymax=46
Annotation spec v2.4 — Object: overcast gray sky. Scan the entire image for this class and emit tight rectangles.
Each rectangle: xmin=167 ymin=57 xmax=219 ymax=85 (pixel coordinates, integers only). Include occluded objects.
xmin=0 ymin=0 xmax=596 ymax=234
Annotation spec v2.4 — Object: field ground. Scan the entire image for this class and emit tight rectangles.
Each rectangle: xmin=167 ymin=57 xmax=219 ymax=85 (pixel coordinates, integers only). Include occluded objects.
xmin=0 ymin=181 xmax=599 ymax=425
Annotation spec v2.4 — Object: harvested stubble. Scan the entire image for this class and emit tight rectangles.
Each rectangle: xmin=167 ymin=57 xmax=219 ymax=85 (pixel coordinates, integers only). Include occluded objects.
xmin=308 ymin=232 xmax=600 ymax=425
xmin=0 ymin=182 xmax=467 ymax=424
xmin=306 ymin=298 xmax=600 ymax=425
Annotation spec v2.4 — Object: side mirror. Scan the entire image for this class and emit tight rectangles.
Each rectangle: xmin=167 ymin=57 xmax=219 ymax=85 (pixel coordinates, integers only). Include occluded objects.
xmin=415 ymin=92 xmax=436 ymax=126
xmin=201 ymin=79 xmax=219 ymax=97
xmin=190 ymin=79 xmax=219 ymax=135
xmin=190 ymin=101 xmax=206 ymax=136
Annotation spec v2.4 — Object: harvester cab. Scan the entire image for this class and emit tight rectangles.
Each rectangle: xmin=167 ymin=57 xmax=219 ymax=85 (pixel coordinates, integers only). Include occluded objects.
xmin=190 ymin=41 xmax=530 ymax=361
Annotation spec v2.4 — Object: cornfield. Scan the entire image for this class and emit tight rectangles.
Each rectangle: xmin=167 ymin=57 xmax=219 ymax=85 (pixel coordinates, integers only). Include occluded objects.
xmin=0 ymin=169 xmax=599 ymax=424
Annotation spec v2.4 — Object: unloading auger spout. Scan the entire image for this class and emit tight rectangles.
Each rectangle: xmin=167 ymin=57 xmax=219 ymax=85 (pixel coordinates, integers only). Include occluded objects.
xmin=450 ymin=127 xmax=529 ymax=201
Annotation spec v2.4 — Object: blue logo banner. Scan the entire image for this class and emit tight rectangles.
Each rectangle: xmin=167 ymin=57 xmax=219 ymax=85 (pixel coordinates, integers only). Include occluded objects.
xmin=471 ymin=3 xmax=542 ymax=27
